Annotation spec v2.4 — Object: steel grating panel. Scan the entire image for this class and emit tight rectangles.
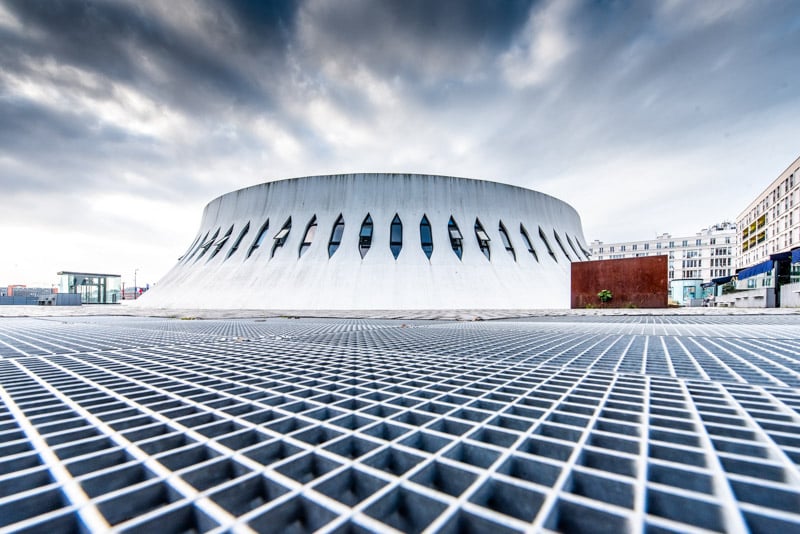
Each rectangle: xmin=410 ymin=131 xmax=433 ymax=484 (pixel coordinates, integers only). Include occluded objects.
xmin=0 ymin=315 xmax=798 ymax=533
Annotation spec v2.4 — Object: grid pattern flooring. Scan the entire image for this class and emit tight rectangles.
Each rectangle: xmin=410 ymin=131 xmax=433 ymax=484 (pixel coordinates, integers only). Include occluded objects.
xmin=0 ymin=315 xmax=798 ymax=533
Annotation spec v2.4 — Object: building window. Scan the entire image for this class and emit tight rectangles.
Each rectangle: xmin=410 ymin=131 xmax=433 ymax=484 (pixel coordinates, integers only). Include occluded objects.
xmin=575 ymin=237 xmax=591 ymax=259
xmin=682 ymin=240 xmax=688 ymax=247
xmin=359 ymin=214 xmax=373 ymax=258
xmin=420 ymin=215 xmax=433 ymax=259
xmin=271 ymin=217 xmax=292 ymax=258
xmin=498 ymin=221 xmax=515 ymax=261
xmin=620 ymin=245 xmax=626 ymax=252
xmin=390 ymin=214 xmax=403 ymax=259
xmin=520 ymin=224 xmax=539 ymax=262
xmin=566 ymin=234 xmax=582 ymax=260
xmin=195 ymin=228 xmax=220 ymax=263
xmin=475 ymin=219 xmax=491 ymax=260
xmin=539 ymin=226 xmax=557 ymax=262
xmin=448 ymin=217 xmax=463 ymax=260
xmin=553 ymin=231 xmax=572 ymax=262
xmin=644 ymin=243 xmax=649 ymax=250
xmin=247 ymin=220 xmax=269 ymax=259
xmin=189 ymin=231 xmax=212 ymax=262
xmin=632 ymin=244 xmax=637 ymax=251
xmin=298 ymin=216 xmax=317 ymax=258
xmin=696 ymin=239 xmax=702 ymax=246
xmin=178 ymin=234 xmax=202 ymax=262
xmin=226 ymin=222 xmax=250 ymax=260
xmin=328 ymin=215 xmax=345 ymax=258
xmin=656 ymin=243 xmax=661 ymax=249
xmin=610 ymin=246 xmax=615 ymax=252
xmin=447 ymin=217 xmax=464 ymax=260
xmin=209 ymin=225 xmax=234 ymax=261
xmin=669 ymin=241 xmax=674 ymax=248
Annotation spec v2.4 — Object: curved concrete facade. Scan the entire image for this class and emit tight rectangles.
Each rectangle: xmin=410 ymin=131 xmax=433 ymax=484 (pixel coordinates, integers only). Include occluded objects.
xmin=139 ymin=174 xmax=590 ymax=309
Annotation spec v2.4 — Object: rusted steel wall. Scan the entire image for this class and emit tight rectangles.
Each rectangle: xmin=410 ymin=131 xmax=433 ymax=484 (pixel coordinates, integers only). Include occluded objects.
xmin=571 ymin=256 xmax=668 ymax=308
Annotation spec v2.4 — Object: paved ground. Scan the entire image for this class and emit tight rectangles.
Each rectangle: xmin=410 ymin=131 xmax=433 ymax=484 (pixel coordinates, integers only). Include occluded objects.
xmin=3 ymin=301 xmax=800 ymax=320
xmin=0 ymin=315 xmax=798 ymax=533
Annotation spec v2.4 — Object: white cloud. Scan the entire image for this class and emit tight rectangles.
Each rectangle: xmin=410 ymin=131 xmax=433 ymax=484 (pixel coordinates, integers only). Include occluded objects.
xmin=501 ymin=0 xmax=577 ymax=89
xmin=656 ymin=0 xmax=751 ymax=32
xmin=0 ymin=2 xmax=22 ymax=31
xmin=2 ymin=57 xmax=187 ymax=138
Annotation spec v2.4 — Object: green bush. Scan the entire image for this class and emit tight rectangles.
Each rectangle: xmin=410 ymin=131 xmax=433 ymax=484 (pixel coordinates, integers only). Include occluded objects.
xmin=597 ymin=289 xmax=613 ymax=304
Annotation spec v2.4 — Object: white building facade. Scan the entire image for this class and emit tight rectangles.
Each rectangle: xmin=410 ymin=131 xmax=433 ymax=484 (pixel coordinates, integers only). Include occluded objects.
xmin=139 ymin=174 xmax=590 ymax=310
xmin=718 ymin=155 xmax=800 ymax=307
xmin=589 ymin=222 xmax=737 ymax=284
xmin=736 ymin=155 xmax=800 ymax=268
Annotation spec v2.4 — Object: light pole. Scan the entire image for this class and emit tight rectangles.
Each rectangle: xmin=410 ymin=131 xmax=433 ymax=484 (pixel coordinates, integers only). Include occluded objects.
xmin=134 ymin=268 xmax=139 ymax=300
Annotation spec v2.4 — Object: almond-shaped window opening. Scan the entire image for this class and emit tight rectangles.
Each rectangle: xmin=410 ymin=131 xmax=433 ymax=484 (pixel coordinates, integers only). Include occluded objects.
xmin=475 ymin=219 xmax=491 ymax=260
xmin=208 ymin=225 xmax=234 ymax=261
xmin=390 ymin=214 xmax=403 ymax=259
xmin=271 ymin=217 xmax=292 ymax=258
xmin=359 ymin=214 xmax=373 ymax=259
xmin=184 ymin=231 xmax=209 ymax=263
xmin=498 ymin=221 xmax=516 ymax=261
xmin=565 ymin=234 xmax=582 ymax=261
xmin=574 ymin=236 xmax=591 ymax=260
xmin=194 ymin=227 xmax=220 ymax=262
xmin=539 ymin=226 xmax=558 ymax=263
xmin=420 ymin=215 xmax=433 ymax=259
xmin=520 ymin=224 xmax=539 ymax=262
xmin=246 ymin=219 xmax=270 ymax=259
xmin=328 ymin=215 xmax=345 ymax=258
xmin=226 ymin=222 xmax=250 ymax=260
xmin=553 ymin=230 xmax=572 ymax=262
xmin=448 ymin=217 xmax=463 ymax=260
xmin=298 ymin=216 xmax=318 ymax=258
xmin=178 ymin=234 xmax=202 ymax=262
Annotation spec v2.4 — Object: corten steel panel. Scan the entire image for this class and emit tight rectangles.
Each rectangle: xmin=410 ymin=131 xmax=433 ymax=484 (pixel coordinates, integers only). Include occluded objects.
xmin=571 ymin=256 xmax=668 ymax=308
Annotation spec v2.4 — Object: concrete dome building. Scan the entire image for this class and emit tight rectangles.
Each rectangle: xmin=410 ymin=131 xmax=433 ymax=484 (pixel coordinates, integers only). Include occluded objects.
xmin=140 ymin=174 xmax=590 ymax=309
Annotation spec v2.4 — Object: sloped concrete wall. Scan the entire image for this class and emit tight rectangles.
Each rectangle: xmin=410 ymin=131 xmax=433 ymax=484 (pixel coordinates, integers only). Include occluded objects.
xmin=138 ymin=174 xmax=589 ymax=310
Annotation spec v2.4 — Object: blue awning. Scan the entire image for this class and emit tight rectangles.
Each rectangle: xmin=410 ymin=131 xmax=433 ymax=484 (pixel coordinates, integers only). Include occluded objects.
xmin=711 ymin=275 xmax=733 ymax=285
xmin=770 ymin=251 xmax=792 ymax=261
xmin=792 ymin=248 xmax=800 ymax=264
xmin=737 ymin=260 xmax=773 ymax=280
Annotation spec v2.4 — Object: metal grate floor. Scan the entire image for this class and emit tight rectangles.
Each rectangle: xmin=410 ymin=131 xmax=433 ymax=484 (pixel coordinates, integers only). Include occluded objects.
xmin=0 ymin=315 xmax=798 ymax=533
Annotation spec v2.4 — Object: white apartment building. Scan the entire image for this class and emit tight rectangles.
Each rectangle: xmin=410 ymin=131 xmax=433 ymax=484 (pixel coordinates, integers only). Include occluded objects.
xmin=589 ymin=222 xmax=737 ymax=283
xmin=736 ymin=155 xmax=800 ymax=268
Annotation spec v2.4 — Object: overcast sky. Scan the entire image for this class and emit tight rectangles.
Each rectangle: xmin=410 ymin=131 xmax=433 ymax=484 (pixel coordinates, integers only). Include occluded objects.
xmin=1 ymin=0 xmax=799 ymax=288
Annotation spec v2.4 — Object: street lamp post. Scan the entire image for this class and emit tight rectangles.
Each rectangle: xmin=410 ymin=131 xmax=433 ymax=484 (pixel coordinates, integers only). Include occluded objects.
xmin=134 ymin=268 xmax=139 ymax=300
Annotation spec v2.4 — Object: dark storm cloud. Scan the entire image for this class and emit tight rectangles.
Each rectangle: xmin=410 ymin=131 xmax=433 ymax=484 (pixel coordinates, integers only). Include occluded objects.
xmin=0 ymin=0 xmax=303 ymax=206
xmin=480 ymin=1 xmax=800 ymax=177
xmin=296 ymin=0 xmax=533 ymax=81
xmin=1 ymin=0 xmax=297 ymax=114
xmin=0 ymin=84 xmax=184 ymax=197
